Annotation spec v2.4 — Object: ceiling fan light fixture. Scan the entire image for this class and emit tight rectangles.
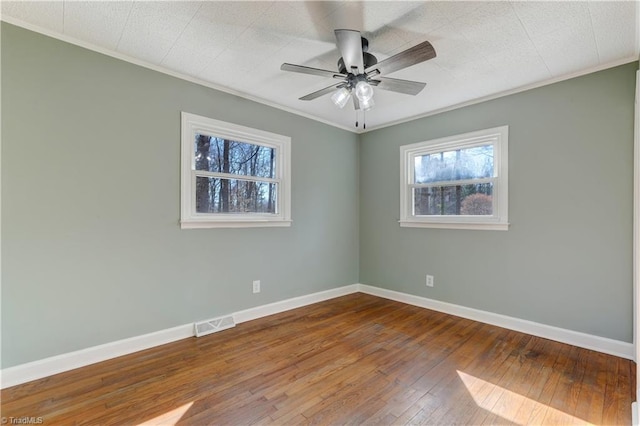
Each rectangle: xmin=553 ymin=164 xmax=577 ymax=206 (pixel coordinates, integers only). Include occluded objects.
xmin=280 ymin=30 xmax=436 ymax=124
xmin=331 ymin=87 xmax=351 ymax=109
xmin=361 ymin=96 xmax=375 ymax=111
xmin=355 ymin=81 xmax=374 ymax=102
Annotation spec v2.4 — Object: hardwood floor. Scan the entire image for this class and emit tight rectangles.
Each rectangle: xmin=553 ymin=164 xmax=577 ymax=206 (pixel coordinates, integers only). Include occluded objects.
xmin=1 ymin=293 xmax=635 ymax=425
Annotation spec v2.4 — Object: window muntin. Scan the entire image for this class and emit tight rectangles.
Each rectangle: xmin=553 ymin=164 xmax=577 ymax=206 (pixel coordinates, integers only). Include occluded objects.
xmin=400 ymin=126 xmax=508 ymax=230
xmin=181 ymin=112 xmax=291 ymax=228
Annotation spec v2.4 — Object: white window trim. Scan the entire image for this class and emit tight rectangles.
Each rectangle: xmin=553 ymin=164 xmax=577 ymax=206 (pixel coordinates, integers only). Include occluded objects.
xmin=399 ymin=125 xmax=509 ymax=231
xmin=180 ymin=112 xmax=292 ymax=229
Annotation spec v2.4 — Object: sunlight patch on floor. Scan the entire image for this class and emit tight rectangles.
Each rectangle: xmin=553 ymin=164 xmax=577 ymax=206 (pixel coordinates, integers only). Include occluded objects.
xmin=137 ymin=401 xmax=194 ymax=426
xmin=457 ymin=370 xmax=592 ymax=425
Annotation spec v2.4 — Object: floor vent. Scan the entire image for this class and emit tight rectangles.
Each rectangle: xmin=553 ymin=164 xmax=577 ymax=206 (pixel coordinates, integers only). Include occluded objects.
xmin=194 ymin=315 xmax=235 ymax=337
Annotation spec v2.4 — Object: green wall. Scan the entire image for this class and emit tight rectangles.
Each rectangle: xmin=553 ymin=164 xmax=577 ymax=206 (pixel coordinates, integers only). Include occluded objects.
xmin=1 ymin=23 xmax=359 ymax=368
xmin=1 ymin=22 xmax=637 ymax=369
xmin=360 ymin=62 xmax=637 ymax=343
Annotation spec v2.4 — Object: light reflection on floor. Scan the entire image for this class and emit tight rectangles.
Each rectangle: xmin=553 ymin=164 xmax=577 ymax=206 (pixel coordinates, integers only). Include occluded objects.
xmin=457 ymin=370 xmax=592 ymax=425
xmin=137 ymin=401 xmax=194 ymax=426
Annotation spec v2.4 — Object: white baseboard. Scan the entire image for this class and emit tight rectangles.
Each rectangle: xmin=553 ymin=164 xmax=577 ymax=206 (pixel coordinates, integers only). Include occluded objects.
xmin=1 ymin=282 xmax=632 ymax=389
xmin=0 ymin=284 xmax=360 ymax=389
xmin=0 ymin=323 xmax=194 ymax=389
xmin=358 ymin=284 xmax=634 ymax=360
xmin=233 ymin=284 xmax=359 ymax=324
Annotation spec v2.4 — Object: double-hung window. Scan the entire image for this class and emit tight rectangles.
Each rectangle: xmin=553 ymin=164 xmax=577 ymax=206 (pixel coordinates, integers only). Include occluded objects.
xmin=399 ymin=126 xmax=509 ymax=230
xmin=180 ymin=112 xmax=291 ymax=228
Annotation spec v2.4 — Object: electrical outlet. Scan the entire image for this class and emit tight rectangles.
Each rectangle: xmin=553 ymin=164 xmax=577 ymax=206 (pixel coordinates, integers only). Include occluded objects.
xmin=253 ymin=280 xmax=261 ymax=294
xmin=426 ymin=275 xmax=434 ymax=287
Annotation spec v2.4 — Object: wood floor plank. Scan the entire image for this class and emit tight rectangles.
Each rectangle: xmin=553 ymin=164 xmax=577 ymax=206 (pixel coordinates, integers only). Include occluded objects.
xmin=1 ymin=293 xmax=634 ymax=425
xmin=540 ymin=344 xmax=583 ymax=425
xmin=405 ymin=325 xmax=519 ymax=424
xmin=602 ymin=356 xmax=622 ymax=424
xmin=617 ymin=360 xmax=634 ymax=425
xmin=472 ymin=335 xmax=537 ymax=425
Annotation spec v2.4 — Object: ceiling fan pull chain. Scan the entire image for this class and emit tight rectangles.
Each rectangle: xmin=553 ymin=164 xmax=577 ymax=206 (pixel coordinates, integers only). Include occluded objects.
xmin=364 ymin=110 xmax=366 ymax=130
xmin=355 ymin=110 xmax=359 ymax=128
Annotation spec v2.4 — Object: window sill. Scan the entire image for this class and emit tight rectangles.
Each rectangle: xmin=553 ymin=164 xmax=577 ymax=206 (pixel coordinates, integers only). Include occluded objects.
xmin=399 ymin=220 xmax=509 ymax=231
xmin=181 ymin=219 xmax=292 ymax=229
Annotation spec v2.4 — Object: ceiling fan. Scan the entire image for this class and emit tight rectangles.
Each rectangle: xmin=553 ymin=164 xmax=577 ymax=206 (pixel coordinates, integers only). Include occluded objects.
xmin=280 ymin=29 xmax=436 ymax=121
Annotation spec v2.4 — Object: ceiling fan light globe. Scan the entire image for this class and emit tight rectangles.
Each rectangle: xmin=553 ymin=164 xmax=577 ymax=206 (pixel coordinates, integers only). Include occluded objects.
xmin=355 ymin=81 xmax=374 ymax=102
xmin=361 ymin=96 xmax=375 ymax=111
xmin=331 ymin=87 xmax=351 ymax=109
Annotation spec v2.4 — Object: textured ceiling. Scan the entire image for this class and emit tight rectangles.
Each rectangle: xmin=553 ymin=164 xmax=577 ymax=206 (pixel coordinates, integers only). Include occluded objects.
xmin=2 ymin=1 xmax=638 ymax=132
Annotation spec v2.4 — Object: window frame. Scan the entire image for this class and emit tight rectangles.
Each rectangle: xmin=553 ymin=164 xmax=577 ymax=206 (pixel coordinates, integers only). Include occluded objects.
xmin=180 ymin=112 xmax=291 ymax=229
xmin=399 ymin=125 xmax=509 ymax=231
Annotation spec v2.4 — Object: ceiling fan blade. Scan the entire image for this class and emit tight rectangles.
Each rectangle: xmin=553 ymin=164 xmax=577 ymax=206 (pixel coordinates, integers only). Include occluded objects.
xmin=370 ymin=76 xmax=426 ymax=96
xmin=365 ymin=40 xmax=436 ymax=76
xmin=281 ymin=63 xmax=346 ymax=80
xmin=299 ymin=83 xmax=343 ymax=101
xmin=335 ymin=29 xmax=364 ymax=74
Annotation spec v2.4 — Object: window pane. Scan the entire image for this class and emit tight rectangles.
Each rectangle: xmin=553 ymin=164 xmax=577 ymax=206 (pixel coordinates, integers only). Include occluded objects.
xmin=194 ymin=135 xmax=276 ymax=178
xmin=196 ymin=177 xmax=277 ymax=214
xmin=414 ymin=183 xmax=493 ymax=216
xmin=414 ymin=144 xmax=493 ymax=184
